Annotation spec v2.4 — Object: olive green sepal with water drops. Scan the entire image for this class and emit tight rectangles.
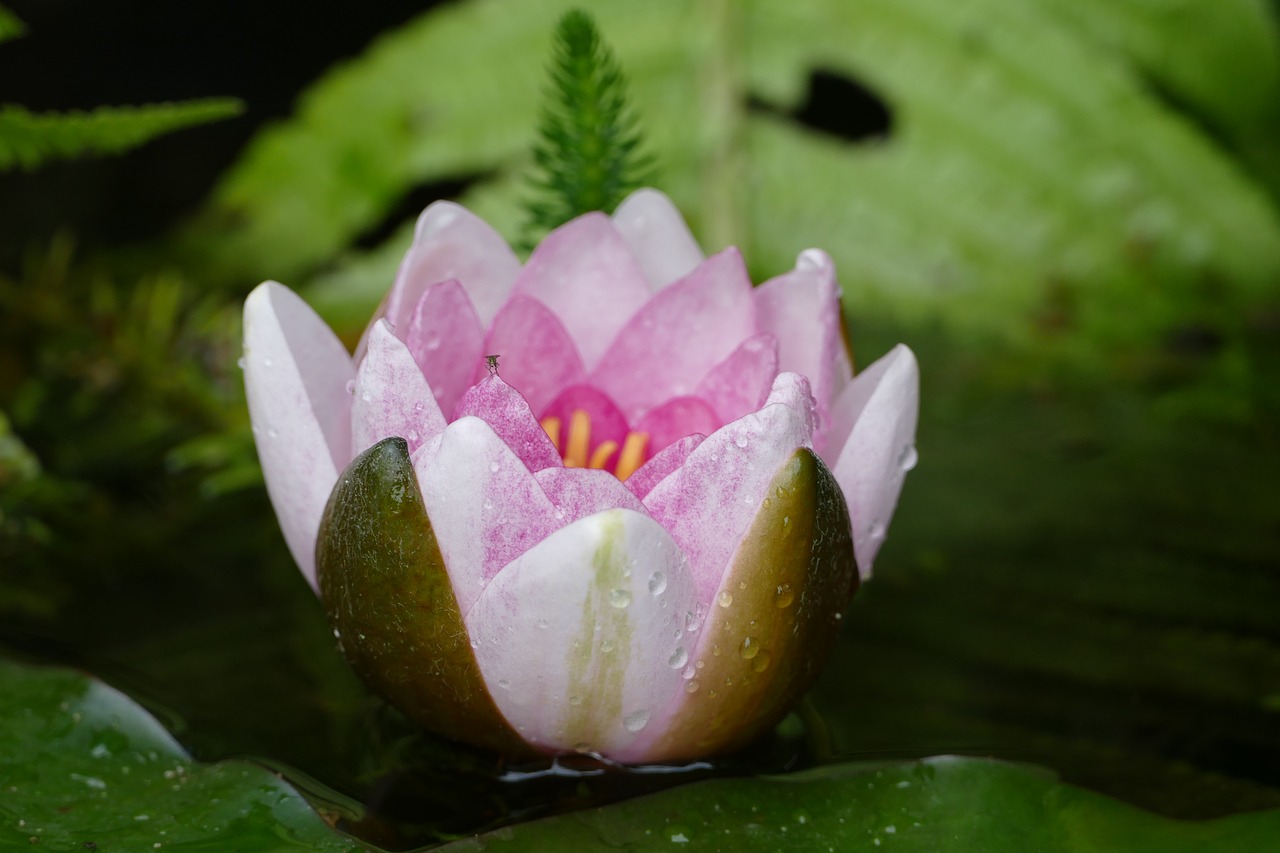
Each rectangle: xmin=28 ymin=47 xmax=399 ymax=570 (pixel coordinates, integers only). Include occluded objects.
xmin=636 ymin=448 xmax=857 ymax=762
xmin=316 ymin=437 xmax=532 ymax=757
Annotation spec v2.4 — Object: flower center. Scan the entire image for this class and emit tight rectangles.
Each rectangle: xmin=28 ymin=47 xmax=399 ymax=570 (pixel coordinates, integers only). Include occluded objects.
xmin=540 ymin=409 xmax=649 ymax=480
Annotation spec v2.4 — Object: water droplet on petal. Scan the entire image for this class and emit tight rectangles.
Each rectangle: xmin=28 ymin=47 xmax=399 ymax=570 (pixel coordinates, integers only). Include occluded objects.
xmin=262 ymin=357 xmax=274 ymax=368
xmin=601 ymin=639 xmax=615 ymax=653
xmin=738 ymin=637 xmax=760 ymax=660
xmin=717 ymin=591 xmax=733 ymax=608
xmin=684 ymin=605 xmax=705 ymax=633
xmin=774 ymin=583 xmax=795 ymax=608
xmin=483 ymin=498 xmax=494 ymax=510
xmin=685 ymin=680 xmax=700 ymax=694
xmin=569 ymin=695 xmax=583 ymax=706
xmin=536 ymin=618 xmax=548 ymax=630
xmin=609 ymin=589 xmax=632 ymax=609
xmin=734 ymin=433 xmax=749 ymax=449
xmin=424 ymin=332 xmax=442 ymax=351
xmin=554 ymin=505 xmax=566 ymax=520
xmin=648 ymin=571 xmax=667 ymax=595
xmin=668 ymin=646 xmax=688 ymax=668
xmin=753 ymin=651 xmax=773 ymax=673
xmin=897 ymin=444 xmax=919 ymax=472
xmin=236 ymin=357 xmax=246 ymax=370
xmin=345 ymin=379 xmax=356 ymax=394
xmin=869 ymin=521 xmax=886 ymax=541
xmin=623 ymin=709 xmax=650 ymax=732
xmin=267 ymin=427 xmax=278 ymax=439
xmin=498 ymin=679 xmax=511 ymax=690
xmin=489 ymin=460 xmax=501 ymax=473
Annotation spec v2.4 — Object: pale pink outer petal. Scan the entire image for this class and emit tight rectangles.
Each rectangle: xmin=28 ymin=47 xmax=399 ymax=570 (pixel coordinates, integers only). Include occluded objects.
xmin=535 ymin=467 xmax=648 ymax=523
xmin=463 ymin=508 xmax=696 ymax=758
xmin=243 ymin=281 xmax=354 ymax=589
xmin=481 ymin=296 xmax=588 ymax=417
xmin=404 ymin=279 xmax=485 ymax=418
xmin=511 ymin=213 xmax=651 ymax=369
xmin=452 ymin=375 xmax=563 ymax=473
xmin=755 ymin=250 xmax=845 ymax=448
xmin=611 ymin=188 xmax=705 ymax=289
xmin=632 ymin=396 xmax=720 ymax=457
xmin=413 ymin=416 xmax=558 ymax=615
xmin=351 ymin=321 xmax=445 ymax=455
xmin=826 ymin=345 xmax=920 ymax=579
xmin=693 ymin=332 xmax=780 ymax=425
xmin=642 ymin=373 xmax=815 ymax=608
xmin=384 ymin=201 xmax=521 ymax=330
xmin=624 ymin=434 xmax=705 ymax=501
xmin=591 ymin=248 xmax=756 ymax=421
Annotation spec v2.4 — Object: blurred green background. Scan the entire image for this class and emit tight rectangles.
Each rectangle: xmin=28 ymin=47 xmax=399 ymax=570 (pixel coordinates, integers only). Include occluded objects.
xmin=2 ymin=0 xmax=1279 ymax=849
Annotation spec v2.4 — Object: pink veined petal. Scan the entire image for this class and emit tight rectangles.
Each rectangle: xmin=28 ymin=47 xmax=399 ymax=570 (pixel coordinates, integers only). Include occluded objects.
xmin=827 ymin=344 xmax=920 ymax=580
xmin=535 ymin=466 xmax=648 ymax=525
xmin=243 ymin=281 xmax=354 ymax=589
xmin=463 ymin=509 xmax=696 ymax=758
xmin=403 ymin=279 xmax=485 ymax=419
xmin=624 ymin=434 xmax=705 ymax=501
xmin=633 ymin=396 xmax=720 ymax=458
xmin=611 ymin=188 xmax=705 ymax=290
xmin=481 ymin=296 xmax=587 ymax=417
xmin=510 ymin=212 xmax=651 ymax=369
xmin=539 ymin=384 xmax=630 ymax=455
xmin=413 ymin=416 xmax=559 ymax=615
xmin=755 ymin=249 xmax=845 ymax=444
xmin=385 ymin=201 xmax=521 ymax=331
xmin=452 ymin=375 xmax=563 ymax=473
xmin=693 ymin=332 xmax=780 ymax=425
xmin=643 ymin=373 xmax=815 ymax=608
xmin=351 ymin=320 xmax=446 ymax=455
xmin=591 ymin=248 xmax=756 ymax=422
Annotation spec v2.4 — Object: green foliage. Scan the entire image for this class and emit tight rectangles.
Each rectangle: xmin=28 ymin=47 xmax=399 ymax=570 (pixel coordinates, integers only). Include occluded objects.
xmin=0 ymin=658 xmax=366 ymax=851
xmin=0 ymin=5 xmax=25 ymax=44
xmin=0 ymin=100 xmax=243 ymax=172
xmin=524 ymin=9 xmax=653 ymax=242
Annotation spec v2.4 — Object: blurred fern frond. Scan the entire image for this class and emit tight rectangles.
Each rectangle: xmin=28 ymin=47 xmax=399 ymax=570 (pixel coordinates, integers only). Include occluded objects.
xmin=523 ymin=9 xmax=653 ymax=242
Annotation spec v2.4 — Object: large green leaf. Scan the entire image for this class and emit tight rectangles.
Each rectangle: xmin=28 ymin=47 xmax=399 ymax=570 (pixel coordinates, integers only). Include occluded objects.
xmin=186 ymin=0 xmax=1280 ymax=351
xmin=439 ymin=758 xmax=1280 ymax=851
xmin=0 ymin=657 xmax=366 ymax=851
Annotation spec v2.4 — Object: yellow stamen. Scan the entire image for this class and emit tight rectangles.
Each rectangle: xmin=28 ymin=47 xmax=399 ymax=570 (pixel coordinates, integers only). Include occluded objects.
xmin=615 ymin=432 xmax=649 ymax=481
xmin=564 ymin=409 xmax=591 ymax=468
xmin=588 ymin=440 xmax=619 ymax=470
xmin=540 ymin=416 xmax=562 ymax=453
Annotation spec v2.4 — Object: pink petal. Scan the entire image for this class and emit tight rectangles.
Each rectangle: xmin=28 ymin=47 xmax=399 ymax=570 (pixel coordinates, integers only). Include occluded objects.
xmin=384 ymin=201 xmax=521 ymax=330
xmin=452 ymin=375 xmax=562 ymax=473
xmin=694 ymin=333 xmax=780 ymax=424
xmin=463 ymin=509 xmax=696 ymax=758
xmin=624 ymin=434 xmax=705 ymax=501
xmin=827 ymin=345 xmax=920 ymax=579
xmin=535 ymin=466 xmax=648 ymax=524
xmin=481 ymin=296 xmax=587 ymax=416
xmin=413 ymin=416 xmax=558 ymax=615
xmin=403 ymin=279 xmax=485 ymax=418
xmin=611 ymin=188 xmax=704 ymax=289
xmin=591 ymin=248 xmax=756 ymax=421
xmin=243 ymin=281 xmax=354 ymax=589
xmin=633 ymin=395 xmax=720 ymax=457
xmin=643 ymin=373 xmax=815 ymax=608
xmin=755 ymin=249 xmax=846 ymax=442
xmin=539 ymin=384 xmax=630 ymax=453
xmin=351 ymin=320 xmax=445 ymax=455
xmin=511 ymin=212 xmax=651 ymax=368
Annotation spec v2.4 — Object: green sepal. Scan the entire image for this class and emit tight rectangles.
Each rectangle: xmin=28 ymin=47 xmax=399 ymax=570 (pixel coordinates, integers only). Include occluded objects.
xmin=646 ymin=447 xmax=857 ymax=761
xmin=316 ymin=437 xmax=529 ymax=755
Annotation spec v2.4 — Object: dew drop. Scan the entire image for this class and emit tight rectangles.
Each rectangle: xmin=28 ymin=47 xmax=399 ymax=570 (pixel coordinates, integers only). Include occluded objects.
xmin=489 ymin=460 xmax=501 ymax=473
xmin=781 ymin=516 xmax=793 ymax=536
xmin=235 ymin=356 xmax=246 ymax=370
xmin=668 ymin=646 xmax=688 ymax=669
xmin=648 ymin=571 xmax=667 ymax=595
xmin=752 ymin=651 xmax=773 ymax=673
xmin=685 ymin=680 xmax=700 ymax=694
xmin=774 ymin=583 xmax=795 ymax=608
xmin=498 ymin=679 xmax=511 ymax=690
xmin=734 ymin=433 xmax=749 ymax=449
xmin=762 ymin=497 xmax=771 ymax=508
xmin=898 ymin=444 xmax=919 ymax=472
xmin=266 ymin=427 xmax=278 ymax=439
xmin=262 ymin=357 xmax=274 ymax=368
xmin=682 ymin=663 xmax=697 ymax=679
xmin=536 ymin=618 xmax=548 ymax=630
xmin=609 ymin=589 xmax=632 ymax=609
xmin=361 ymin=391 xmax=372 ymax=403
xmin=738 ymin=637 xmax=760 ymax=660
xmin=717 ymin=591 xmax=733 ymax=608
xmin=424 ymin=332 xmax=442 ymax=351
xmin=684 ymin=606 xmax=705 ymax=633
xmin=483 ymin=498 xmax=494 ymax=510
xmin=345 ymin=379 xmax=356 ymax=394
xmin=775 ymin=486 xmax=786 ymax=499
xmin=869 ymin=521 xmax=886 ymax=541
xmin=623 ymin=709 xmax=650 ymax=732
xmin=601 ymin=639 xmax=615 ymax=653
xmin=569 ymin=695 xmax=583 ymax=706
xmin=554 ymin=505 xmax=566 ymax=519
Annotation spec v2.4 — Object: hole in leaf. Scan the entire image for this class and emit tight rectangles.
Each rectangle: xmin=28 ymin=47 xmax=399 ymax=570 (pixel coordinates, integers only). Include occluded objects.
xmin=750 ymin=69 xmax=893 ymax=143
xmin=351 ymin=172 xmax=489 ymax=251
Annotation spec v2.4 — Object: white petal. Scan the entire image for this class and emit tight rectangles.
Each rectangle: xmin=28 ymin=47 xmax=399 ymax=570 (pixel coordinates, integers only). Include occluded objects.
xmin=464 ymin=509 xmax=695 ymax=756
xmin=243 ymin=281 xmax=353 ymax=588
xmin=351 ymin=320 xmax=445 ymax=455
xmin=611 ymin=188 xmax=705 ymax=289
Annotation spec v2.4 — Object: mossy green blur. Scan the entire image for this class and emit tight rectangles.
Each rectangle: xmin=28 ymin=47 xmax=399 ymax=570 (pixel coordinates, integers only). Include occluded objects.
xmin=316 ymin=436 xmax=526 ymax=754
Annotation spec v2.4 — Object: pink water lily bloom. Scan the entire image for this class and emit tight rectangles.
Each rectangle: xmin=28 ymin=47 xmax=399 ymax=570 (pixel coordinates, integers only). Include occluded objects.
xmin=243 ymin=189 xmax=918 ymax=762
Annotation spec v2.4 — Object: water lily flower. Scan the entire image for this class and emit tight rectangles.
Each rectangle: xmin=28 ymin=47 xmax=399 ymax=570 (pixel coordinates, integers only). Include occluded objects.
xmin=243 ymin=189 xmax=919 ymax=763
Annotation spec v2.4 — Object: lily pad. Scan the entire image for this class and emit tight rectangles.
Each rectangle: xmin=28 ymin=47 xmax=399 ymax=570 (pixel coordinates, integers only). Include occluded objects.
xmin=0 ymin=657 xmax=366 ymax=852
xmin=439 ymin=757 xmax=1280 ymax=851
